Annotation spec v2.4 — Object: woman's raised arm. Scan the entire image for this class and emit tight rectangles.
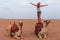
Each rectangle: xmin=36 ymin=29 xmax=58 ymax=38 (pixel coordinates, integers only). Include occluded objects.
xmin=40 ymin=4 xmax=48 ymax=7
xmin=30 ymin=2 xmax=36 ymax=6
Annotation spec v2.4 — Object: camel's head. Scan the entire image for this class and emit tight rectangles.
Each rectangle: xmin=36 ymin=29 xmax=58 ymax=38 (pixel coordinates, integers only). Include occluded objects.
xmin=18 ymin=21 xmax=23 ymax=27
xmin=43 ymin=20 xmax=51 ymax=27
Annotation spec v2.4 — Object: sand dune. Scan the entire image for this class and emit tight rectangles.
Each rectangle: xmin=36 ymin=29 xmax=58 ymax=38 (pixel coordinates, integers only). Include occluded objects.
xmin=0 ymin=19 xmax=60 ymax=40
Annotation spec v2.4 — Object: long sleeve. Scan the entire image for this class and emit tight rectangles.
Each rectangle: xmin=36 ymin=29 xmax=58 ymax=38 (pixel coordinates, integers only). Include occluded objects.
xmin=30 ymin=2 xmax=36 ymax=6
xmin=40 ymin=4 xmax=48 ymax=7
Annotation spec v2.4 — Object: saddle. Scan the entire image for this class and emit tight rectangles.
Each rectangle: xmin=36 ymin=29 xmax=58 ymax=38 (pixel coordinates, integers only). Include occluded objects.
xmin=11 ymin=22 xmax=19 ymax=33
xmin=35 ymin=22 xmax=43 ymax=32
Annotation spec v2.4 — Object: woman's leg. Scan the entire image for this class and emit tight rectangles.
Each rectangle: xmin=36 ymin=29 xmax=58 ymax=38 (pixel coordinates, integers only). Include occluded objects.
xmin=37 ymin=13 xmax=41 ymax=23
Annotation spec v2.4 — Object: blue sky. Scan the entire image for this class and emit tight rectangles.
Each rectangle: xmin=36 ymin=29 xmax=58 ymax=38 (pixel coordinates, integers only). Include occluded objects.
xmin=0 ymin=0 xmax=60 ymax=19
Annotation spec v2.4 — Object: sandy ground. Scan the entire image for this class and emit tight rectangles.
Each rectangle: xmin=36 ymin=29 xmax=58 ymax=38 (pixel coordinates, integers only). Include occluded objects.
xmin=0 ymin=19 xmax=60 ymax=40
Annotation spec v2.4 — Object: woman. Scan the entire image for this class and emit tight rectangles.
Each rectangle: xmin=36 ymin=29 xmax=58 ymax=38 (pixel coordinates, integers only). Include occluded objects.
xmin=30 ymin=2 xmax=48 ymax=23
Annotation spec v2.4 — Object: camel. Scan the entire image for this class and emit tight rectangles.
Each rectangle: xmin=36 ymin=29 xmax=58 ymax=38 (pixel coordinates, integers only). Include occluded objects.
xmin=35 ymin=20 xmax=51 ymax=38
xmin=6 ymin=21 xmax=23 ymax=40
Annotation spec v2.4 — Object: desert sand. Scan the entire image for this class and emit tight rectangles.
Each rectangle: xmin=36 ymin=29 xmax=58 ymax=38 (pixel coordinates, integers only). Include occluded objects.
xmin=0 ymin=19 xmax=60 ymax=40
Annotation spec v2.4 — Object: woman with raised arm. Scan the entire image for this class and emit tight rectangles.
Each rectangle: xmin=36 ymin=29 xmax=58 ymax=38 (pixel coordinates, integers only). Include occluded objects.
xmin=30 ymin=2 xmax=48 ymax=23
